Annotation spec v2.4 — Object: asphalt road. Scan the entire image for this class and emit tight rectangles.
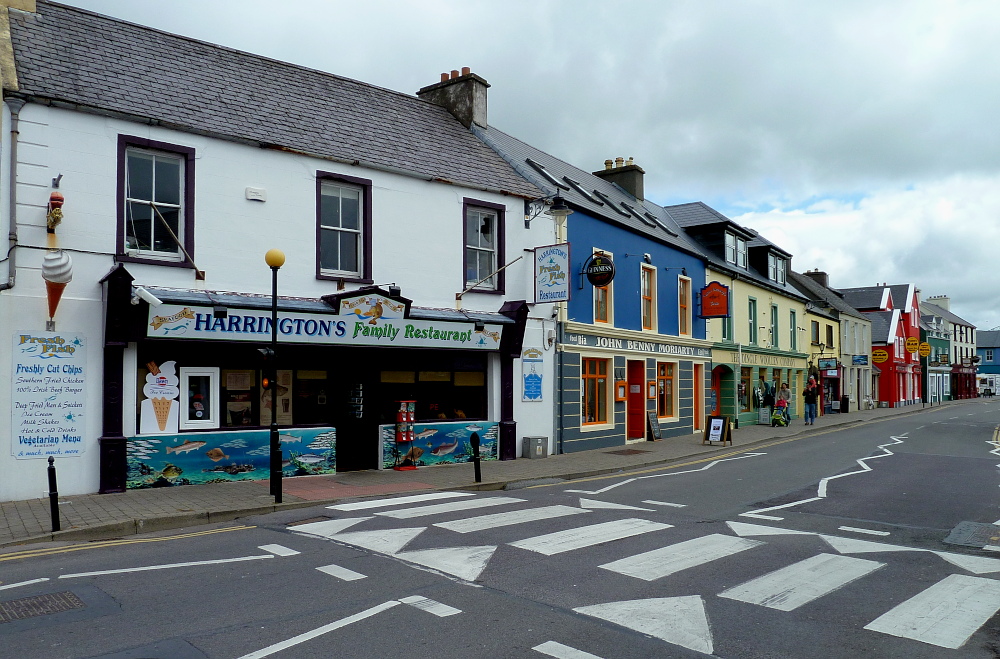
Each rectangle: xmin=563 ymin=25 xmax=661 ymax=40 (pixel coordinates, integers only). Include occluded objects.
xmin=2 ymin=402 xmax=999 ymax=658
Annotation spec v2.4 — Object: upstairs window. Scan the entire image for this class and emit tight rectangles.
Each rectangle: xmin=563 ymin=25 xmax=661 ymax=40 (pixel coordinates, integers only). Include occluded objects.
xmin=641 ymin=265 xmax=656 ymax=331
xmin=593 ymin=249 xmax=613 ymax=324
xmin=770 ymin=304 xmax=779 ymax=349
xmin=464 ymin=199 xmax=505 ymax=293
xmin=678 ymin=276 xmax=692 ymax=336
xmin=317 ymin=172 xmax=372 ymax=283
xmin=987 ymin=349 xmax=994 ymax=362
xmin=726 ymin=232 xmax=747 ymax=268
xmin=826 ymin=324 xmax=835 ymax=347
xmin=768 ymin=254 xmax=786 ymax=284
xmin=811 ymin=320 xmax=820 ymax=344
xmin=748 ymin=298 xmax=758 ymax=345
xmin=789 ymin=310 xmax=797 ymax=351
xmin=118 ymin=136 xmax=195 ymax=265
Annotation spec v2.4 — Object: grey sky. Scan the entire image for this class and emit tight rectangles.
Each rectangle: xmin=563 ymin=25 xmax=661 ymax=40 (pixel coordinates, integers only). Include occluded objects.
xmin=54 ymin=0 xmax=1000 ymax=329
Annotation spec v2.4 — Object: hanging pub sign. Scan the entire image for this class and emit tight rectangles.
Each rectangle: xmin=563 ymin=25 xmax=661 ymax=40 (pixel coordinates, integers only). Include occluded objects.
xmin=817 ymin=358 xmax=838 ymax=370
xmin=583 ymin=252 xmax=615 ymax=287
xmin=698 ymin=281 xmax=731 ymax=318
xmin=533 ymin=243 xmax=570 ymax=303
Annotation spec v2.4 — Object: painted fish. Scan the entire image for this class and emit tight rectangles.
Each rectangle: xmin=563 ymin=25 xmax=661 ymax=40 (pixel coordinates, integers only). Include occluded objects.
xmin=160 ymin=464 xmax=183 ymax=479
xmin=465 ymin=424 xmax=483 ymax=433
xmin=403 ymin=446 xmax=424 ymax=461
xmin=293 ymin=453 xmax=325 ymax=464
xmin=205 ymin=448 xmax=229 ymax=462
xmin=430 ymin=440 xmax=459 ymax=456
xmin=414 ymin=429 xmax=438 ymax=440
xmin=166 ymin=440 xmax=206 ymax=455
xmin=279 ymin=434 xmax=302 ymax=444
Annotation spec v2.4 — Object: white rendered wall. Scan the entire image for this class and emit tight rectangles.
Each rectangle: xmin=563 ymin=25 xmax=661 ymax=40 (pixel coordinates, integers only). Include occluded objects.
xmin=0 ymin=104 xmax=556 ymax=501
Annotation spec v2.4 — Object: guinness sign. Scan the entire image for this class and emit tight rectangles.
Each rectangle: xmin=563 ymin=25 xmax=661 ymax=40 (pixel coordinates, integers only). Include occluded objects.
xmin=584 ymin=253 xmax=616 ymax=287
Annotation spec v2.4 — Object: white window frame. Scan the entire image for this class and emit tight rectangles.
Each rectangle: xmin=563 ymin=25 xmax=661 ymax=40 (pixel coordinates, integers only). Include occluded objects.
xmin=319 ymin=180 xmax=364 ymax=278
xmin=179 ymin=367 xmax=220 ymax=431
xmin=724 ymin=232 xmax=747 ymax=268
xmin=124 ymin=147 xmax=185 ymax=261
xmin=465 ymin=205 xmax=499 ymax=290
xmin=641 ymin=264 xmax=657 ymax=332
xmin=677 ymin=275 xmax=692 ymax=336
xmin=592 ymin=248 xmax=614 ymax=325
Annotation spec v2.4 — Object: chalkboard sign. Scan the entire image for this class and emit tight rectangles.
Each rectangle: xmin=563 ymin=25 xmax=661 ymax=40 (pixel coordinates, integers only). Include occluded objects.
xmin=647 ymin=410 xmax=662 ymax=440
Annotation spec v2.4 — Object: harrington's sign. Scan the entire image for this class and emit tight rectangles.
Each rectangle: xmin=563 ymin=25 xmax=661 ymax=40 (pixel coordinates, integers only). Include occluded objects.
xmin=147 ymin=305 xmax=503 ymax=350
xmin=534 ymin=243 xmax=570 ymax=303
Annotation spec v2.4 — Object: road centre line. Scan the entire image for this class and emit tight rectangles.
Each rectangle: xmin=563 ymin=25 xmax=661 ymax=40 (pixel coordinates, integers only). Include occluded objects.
xmin=0 ymin=578 xmax=50 ymax=591
xmin=0 ymin=525 xmax=255 ymax=563
xmin=59 ymin=554 xmax=275 ymax=578
xmin=643 ymin=500 xmax=687 ymax=507
xmin=565 ymin=453 xmax=767 ymax=495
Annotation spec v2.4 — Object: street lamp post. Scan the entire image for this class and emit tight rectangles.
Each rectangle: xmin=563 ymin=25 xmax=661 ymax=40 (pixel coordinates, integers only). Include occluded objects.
xmin=265 ymin=248 xmax=285 ymax=503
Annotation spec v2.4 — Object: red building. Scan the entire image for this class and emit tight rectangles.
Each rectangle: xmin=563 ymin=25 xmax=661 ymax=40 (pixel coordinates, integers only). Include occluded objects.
xmin=840 ymin=284 xmax=922 ymax=407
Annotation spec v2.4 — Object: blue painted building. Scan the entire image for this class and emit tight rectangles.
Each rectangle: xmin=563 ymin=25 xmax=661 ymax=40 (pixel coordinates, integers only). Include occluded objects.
xmin=476 ymin=131 xmax=714 ymax=452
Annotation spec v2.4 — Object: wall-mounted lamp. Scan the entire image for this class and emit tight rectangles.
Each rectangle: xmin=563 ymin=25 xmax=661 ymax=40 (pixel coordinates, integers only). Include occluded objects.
xmin=474 ymin=320 xmax=486 ymax=332
xmin=524 ymin=193 xmax=573 ymax=228
xmin=663 ymin=266 xmax=687 ymax=277
xmin=131 ymin=286 xmax=162 ymax=307
xmin=213 ymin=305 xmax=228 ymax=319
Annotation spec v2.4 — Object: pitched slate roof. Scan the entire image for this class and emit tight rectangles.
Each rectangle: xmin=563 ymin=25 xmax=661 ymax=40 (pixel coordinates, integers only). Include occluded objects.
xmin=839 ymin=286 xmax=889 ymax=311
xmin=474 ymin=126 xmax=704 ymax=255
xmin=921 ymin=301 xmax=975 ymax=329
xmin=8 ymin=1 xmax=540 ymax=198
xmin=787 ymin=271 xmax=867 ymax=320
xmin=865 ymin=310 xmax=895 ymax=344
xmin=977 ymin=330 xmax=1000 ymax=348
xmin=663 ymin=201 xmax=754 ymax=237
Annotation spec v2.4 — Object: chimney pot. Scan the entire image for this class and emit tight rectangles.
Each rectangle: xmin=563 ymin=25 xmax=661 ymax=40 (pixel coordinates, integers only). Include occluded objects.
xmin=440 ymin=72 xmax=449 ymax=82
xmin=461 ymin=66 xmax=471 ymax=76
xmin=450 ymin=69 xmax=460 ymax=79
xmin=594 ymin=156 xmax=646 ymax=199
xmin=626 ymin=157 xmax=634 ymax=166
xmin=615 ymin=157 xmax=624 ymax=168
xmin=604 ymin=159 xmax=613 ymax=170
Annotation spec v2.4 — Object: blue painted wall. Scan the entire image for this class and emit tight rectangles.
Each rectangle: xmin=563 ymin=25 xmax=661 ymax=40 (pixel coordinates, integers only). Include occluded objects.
xmin=567 ymin=211 xmax=707 ymax=338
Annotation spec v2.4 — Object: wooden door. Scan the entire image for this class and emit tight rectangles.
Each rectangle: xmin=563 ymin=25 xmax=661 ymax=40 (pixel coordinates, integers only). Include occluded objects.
xmin=626 ymin=360 xmax=646 ymax=440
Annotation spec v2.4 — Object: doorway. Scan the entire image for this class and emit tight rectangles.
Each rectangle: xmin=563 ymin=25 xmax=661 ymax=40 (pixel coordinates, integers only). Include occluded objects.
xmin=693 ymin=363 xmax=704 ymax=431
xmin=626 ymin=360 xmax=646 ymax=441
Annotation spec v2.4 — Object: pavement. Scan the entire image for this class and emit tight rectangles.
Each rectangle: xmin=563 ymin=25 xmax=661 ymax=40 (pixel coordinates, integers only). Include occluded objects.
xmin=0 ymin=399 xmax=977 ymax=548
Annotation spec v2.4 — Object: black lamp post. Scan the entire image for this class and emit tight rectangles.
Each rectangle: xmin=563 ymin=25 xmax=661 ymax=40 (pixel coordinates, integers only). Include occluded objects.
xmin=264 ymin=248 xmax=285 ymax=503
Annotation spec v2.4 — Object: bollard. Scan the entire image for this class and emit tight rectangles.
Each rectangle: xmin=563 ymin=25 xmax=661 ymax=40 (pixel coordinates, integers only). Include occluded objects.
xmin=47 ymin=456 xmax=60 ymax=532
xmin=469 ymin=432 xmax=482 ymax=483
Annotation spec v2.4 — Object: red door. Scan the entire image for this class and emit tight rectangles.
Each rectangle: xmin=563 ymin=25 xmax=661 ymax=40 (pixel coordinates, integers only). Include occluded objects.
xmin=627 ymin=360 xmax=645 ymax=440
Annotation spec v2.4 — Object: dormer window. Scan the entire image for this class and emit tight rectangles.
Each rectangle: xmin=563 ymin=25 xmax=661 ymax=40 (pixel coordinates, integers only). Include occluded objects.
xmin=768 ymin=254 xmax=786 ymax=284
xmin=725 ymin=232 xmax=747 ymax=268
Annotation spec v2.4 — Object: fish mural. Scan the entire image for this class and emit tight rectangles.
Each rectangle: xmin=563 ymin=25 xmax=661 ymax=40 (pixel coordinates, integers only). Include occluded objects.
xmin=380 ymin=420 xmax=499 ymax=469
xmin=126 ymin=427 xmax=335 ymax=489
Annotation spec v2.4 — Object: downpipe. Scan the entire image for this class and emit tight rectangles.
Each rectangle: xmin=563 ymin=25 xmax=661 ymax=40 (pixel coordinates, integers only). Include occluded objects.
xmin=0 ymin=96 xmax=24 ymax=292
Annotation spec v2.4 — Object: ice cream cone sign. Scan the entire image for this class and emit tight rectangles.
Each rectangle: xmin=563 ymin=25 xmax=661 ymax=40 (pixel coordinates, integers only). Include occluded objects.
xmin=46 ymin=191 xmax=64 ymax=232
xmin=42 ymin=249 xmax=72 ymax=321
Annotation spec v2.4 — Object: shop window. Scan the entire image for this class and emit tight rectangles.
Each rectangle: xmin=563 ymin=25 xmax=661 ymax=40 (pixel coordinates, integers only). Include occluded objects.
xmin=656 ymin=362 xmax=675 ymax=417
xmin=221 ymin=369 xmax=255 ymax=427
xmin=118 ymin=135 xmax=195 ymax=266
xmin=179 ymin=367 xmax=219 ymax=430
xmin=641 ymin=265 xmax=656 ymax=331
xmin=464 ymin=198 xmax=505 ymax=293
xmin=678 ymin=276 xmax=691 ymax=336
xmin=582 ymin=358 xmax=609 ymax=425
xmin=740 ymin=367 xmax=752 ymax=412
xmin=380 ymin=368 xmax=487 ymax=421
xmin=317 ymin=172 xmax=372 ymax=283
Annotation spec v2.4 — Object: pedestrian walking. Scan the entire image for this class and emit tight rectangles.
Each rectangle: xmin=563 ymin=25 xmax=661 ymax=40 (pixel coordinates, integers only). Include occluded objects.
xmin=777 ymin=382 xmax=791 ymax=423
xmin=803 ymin=377 xmax=819 ymax=425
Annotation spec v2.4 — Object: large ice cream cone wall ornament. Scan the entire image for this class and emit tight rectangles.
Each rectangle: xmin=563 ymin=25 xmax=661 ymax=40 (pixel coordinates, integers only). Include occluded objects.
xmin=42 ymin=249 xmax=73 ymax=320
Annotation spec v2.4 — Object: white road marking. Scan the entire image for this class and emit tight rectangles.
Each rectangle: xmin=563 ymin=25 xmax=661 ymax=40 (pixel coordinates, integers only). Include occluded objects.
xmin=376 ymin=497 xmax=525 ymax=519
xmin=819 ymin=535 xmax=921 ymax=554
xmin=726 ymin=521 xmax=813 ymax=537
xmin=331 ymin=527 xmax=425 ymax=555
xmin=398 ymin=595 xmax=462 ymax=617
xmin=643 ymin=500 xmax=686 ymax=508
xmin=740 ymin=513 xmax=785 ymax=521
xmin=578 ymin=498 xmax=653 ymax=511
xmin=258 ymin=544 xmax=299 ymax=556
xmin=327 ymin=492 xmax=474 ymax=511
xmin=292 ymin=517 xmax=372 ymax=538
xmin=985 ymin=545 xmax=1000 ymax=552
xmin=0 ymin=578 xmax=49 ymax=591
xmin=315 ymin=563 xmax=366 ymax=581
xmin=237 ymin=600 xmax=400 ymax=658
xmin=719 ymin=553 xmax=884 ymax=611
xmin=435 ymin=505 xmax=588 ymax=533
xmin=600 ymin=533 xmax=765 ymax=581
xmin=574 ymin=596 xmax=713 ymax=654
xmin=931 ymin=551 xmax=1000 ymax=575
xmin=741 ymin=435 xmax=906 ymax=519
xmin=838 ymin=526 xmax=890 ymax=536
xmin=60 ymin=554 xmax=274 ymax=578
xmin=394 ymin=545 xmax=497 ymax=581
xmin=533 ymin=640 xmax=604 ymax=659
xmin=510 ymin=518 xmax=672 ymax=556
xmin=566 ymin=453 xmax=766 ymax=495
xmin=864 ymin=574 xmax=1000 ymax=649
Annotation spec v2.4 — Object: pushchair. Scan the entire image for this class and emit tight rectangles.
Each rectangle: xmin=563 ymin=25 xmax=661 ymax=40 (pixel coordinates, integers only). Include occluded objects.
xmin=770 ymin=406 xmax=788 ymax=427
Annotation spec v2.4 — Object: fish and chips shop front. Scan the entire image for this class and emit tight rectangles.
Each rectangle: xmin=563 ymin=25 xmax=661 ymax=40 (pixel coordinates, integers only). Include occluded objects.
xmin=99 ymin=275 xmax=526 ymax=492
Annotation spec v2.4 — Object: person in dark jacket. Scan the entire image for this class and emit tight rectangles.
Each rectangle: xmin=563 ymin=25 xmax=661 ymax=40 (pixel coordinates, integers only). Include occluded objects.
xmin=803 ymin=376 xmax=819 ymax=425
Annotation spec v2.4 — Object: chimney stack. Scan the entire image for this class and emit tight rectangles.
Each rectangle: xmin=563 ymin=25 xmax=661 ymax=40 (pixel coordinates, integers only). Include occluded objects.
xmin=592 ymin=156 xmax=645 ymax=200
xmin=927 ymin=294 xmax=950 ymax=310
xmin=417 ymin=68 xmax=489 ymax=129
xmin=804 ymin=269 xmax=829 ymax=288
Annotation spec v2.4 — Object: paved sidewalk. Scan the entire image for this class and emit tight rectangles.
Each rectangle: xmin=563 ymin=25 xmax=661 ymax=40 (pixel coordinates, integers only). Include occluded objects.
xmin=0 ymin=399 xmax=975 ymax=548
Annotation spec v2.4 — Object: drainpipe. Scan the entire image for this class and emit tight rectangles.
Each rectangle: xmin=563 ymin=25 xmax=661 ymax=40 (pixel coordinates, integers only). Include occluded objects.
xmin=0 ymin=96 xmax=24 ymax=292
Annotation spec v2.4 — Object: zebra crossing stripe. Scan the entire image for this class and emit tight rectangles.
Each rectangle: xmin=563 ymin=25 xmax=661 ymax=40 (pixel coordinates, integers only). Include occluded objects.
xmin=435 ymin=505 xmax=589 ymax=533
xmin=327 ymin=492 xmax=474 ymax=511
xmin=719 ymin=553 xmax=884 ymax=611
xmin=533 ymin=640 xmax=604 ymax=658
xmin=315 ymin=563 xmax=366 ymax=581
xmin=600 ymin=533 xmax=765 ymax=581
xmin=398 ymin=595 xmax=462 ymax=617
xmin=510 ymin=518 xmax=672 ymax=556
xmin=573 ymin=596 xmax=713 ymax=654
xmin=376 ymin=497 xmax=525 ymax=519
xmin=864 ymin=574 xmax=1000 ymax=649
